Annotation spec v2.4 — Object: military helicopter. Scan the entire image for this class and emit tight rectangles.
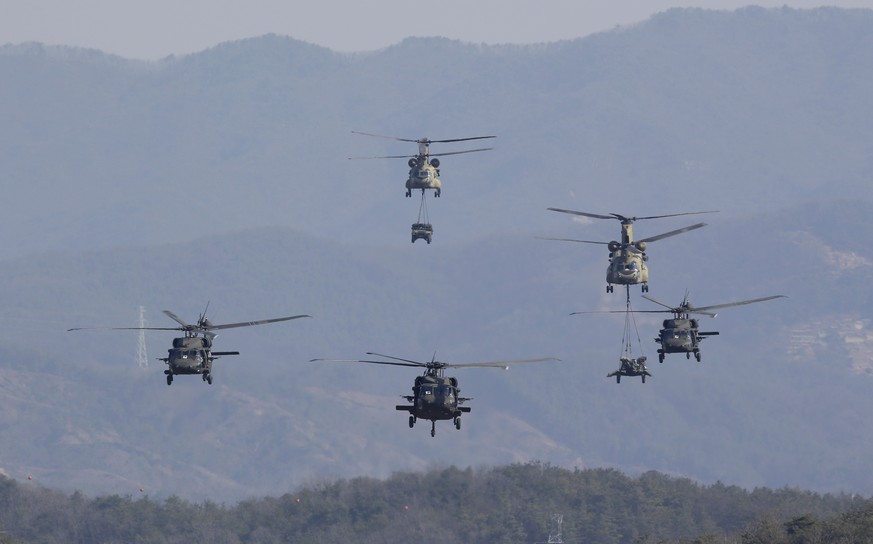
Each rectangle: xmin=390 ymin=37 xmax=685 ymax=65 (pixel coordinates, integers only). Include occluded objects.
xmin=639 ymin=292 xmax=786 ymax=362
xmin=311 ymin=352 xmax=557 ymax=437
xmin=542 ymin=209 xmax=716 ymax=293
xmin=70 ymin=307 xmax=310 ymax=385
xmin=349 ymin=131 xmax=495 ymax=197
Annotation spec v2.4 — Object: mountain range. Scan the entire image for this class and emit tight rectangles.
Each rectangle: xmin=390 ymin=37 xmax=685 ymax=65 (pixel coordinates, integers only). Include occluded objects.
xmin=0 ymin=6 xmax=872 ymax=501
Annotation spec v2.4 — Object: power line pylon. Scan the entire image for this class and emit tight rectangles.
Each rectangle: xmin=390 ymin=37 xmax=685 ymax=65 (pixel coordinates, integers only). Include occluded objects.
xmin=136 ymin=306 xmax=148 ymax=368
xmin=547 ymin=513 xmax=563 ymax=544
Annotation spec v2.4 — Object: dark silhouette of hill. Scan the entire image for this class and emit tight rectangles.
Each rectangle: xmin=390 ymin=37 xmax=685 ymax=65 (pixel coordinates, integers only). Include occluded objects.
xmin=0 ymin=465 xmax=868 ymax=544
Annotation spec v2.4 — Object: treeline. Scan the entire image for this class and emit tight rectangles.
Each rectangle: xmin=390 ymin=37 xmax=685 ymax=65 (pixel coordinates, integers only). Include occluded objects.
xmin=0 ymin=463 xmax=869 ymax=543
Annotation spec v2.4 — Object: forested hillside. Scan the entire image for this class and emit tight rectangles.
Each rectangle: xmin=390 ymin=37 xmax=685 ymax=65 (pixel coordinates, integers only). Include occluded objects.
xmin=0 ymin=464 xmax=870 ymax=544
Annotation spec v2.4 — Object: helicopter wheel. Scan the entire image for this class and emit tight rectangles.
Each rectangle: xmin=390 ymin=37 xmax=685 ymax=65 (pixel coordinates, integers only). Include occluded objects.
xmin=642 ymin=375 xmax=646 ymax=384
xmin=686 ymin=353 xmax=691 ymax=360
xmin=408 ymin=415 xmax=415 ymax=428
xmin=659 ymin=353 xmax=665 ymax=363
xmin=207 ymin=374 xmax=213 ymax=385
xmin=430 ymin=422 xmax=436 ymax=437
xmin=695 ymin=351 xmax=701 ymax=362
xmin=406 ymin=190 xmax=411 ymax=197
xmin=643 ymin=284 xmax=649 ymax=293
xmin=616 ymin=374 xmax=621 ymax=384
xmin=454 ymin=417 xmax=461 ymax=430
xmin=166 ymin=374 xmax=173 ymax=386
xmin=607 ymin=285 xmax=613 ymax=294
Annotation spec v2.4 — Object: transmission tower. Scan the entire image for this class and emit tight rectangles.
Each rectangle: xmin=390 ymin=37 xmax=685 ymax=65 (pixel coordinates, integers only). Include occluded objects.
xmin=547 ymin=513 xmax=563 ymax=544
xmin=136 ymin=306 xmax=149 ymax=368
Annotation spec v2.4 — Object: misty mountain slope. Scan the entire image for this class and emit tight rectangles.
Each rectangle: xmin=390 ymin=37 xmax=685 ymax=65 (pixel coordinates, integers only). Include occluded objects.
xmin=2 ymin=8 xmax=873 ymax=260
xmin=0 ymin=197 xmax=871 ymax=499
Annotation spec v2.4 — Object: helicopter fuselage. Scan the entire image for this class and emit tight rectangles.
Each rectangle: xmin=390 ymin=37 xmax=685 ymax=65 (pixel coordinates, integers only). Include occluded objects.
xmin=160 ymin=335 xmax=239 ymax=385
xmin=607 ymin=250 xmax=649 ymax=288
xmin=654 ymin=318 xmax=718 ymax=362
xmin=396 ymin=375 xmax=467 ymax=421
xmin=405 ymin=158 xmax=442 ymax=197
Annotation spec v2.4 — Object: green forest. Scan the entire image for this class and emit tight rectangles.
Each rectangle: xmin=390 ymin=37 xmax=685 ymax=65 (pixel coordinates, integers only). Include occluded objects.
xmin=0 ymin=463 xmax=871 ymax=543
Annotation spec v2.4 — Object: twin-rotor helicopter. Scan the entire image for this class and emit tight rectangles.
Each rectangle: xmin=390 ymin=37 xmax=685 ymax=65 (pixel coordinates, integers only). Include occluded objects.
xmin=349 ymin=131 xmax=495 ymax=198
xmin=311 ymin=353 xmax=557 ymax=437
xmin=70 ymin=307 xmax=310 ymax=385
xmin=542 ymin=209 xmax=716 ymax=293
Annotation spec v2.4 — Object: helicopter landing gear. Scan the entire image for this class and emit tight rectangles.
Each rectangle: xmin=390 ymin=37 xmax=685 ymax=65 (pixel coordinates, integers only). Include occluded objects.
xmin=694 ymin=350 xmax=701 ymax=362
xmin=435 ymin=189 xmax=441 ymax=198
xmin=454 ymin=417 xmax=461 ymax=430
xmin=615 ymin=374 xmax=621 ymax=384
xmin=607 ymin=285 xmax=614 ymax=293
xmin=203 ymin=373 xmax=213 ymax=385
xmin=406 ymin=189 xmax=411 ymax=197
xmin=430 ymin=421 xmax=436 ymax=437
xmin=408 ymin=415 xmax=415 ymax=428
xmin=641 ymin=374 xmax=646 ymax=384
xmin=659 ymin=352 xmax=665 ymax=363
xmin=686 ymin=352 xmax=691 ymax=359
xmin=166 ymin=373 xmax=173 ymax=386
xmin=642 ymin=284 xmax=649 ymax=293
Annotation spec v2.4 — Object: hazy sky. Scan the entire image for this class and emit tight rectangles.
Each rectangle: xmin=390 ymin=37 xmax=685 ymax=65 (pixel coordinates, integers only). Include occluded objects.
xmin=3 ymin=1 xmax=873 ymax=59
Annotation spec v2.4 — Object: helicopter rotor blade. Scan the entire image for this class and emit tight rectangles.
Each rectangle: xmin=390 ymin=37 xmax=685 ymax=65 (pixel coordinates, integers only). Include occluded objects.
xmin=640 ymin=294 xmax=679 ymax=312
xmin=427 ymin=136 xmax=496 ymax=143
xmin=547 ymin=209 xmax=718 ymax=222
xmin=351 ymin=130 xmax=420 ymax=143
xmin=347 ymin=154 xmax=416 ymax=160
xmin=535 ymin=236 xmax=609 ymax=245
xmin=621 ymin=210 xmax=718 ymax=221
xmin=445 ymin=357 xmax=559 ymax=369
xmin=428 ymin=147 xmax=494 ymax=157
xmin=637 ymin=222 xmax=707 ymax=243
xmin=204 ymin=315 xmax=311 ymax=331
xmin=162 ymin=310 xmax=192 ymax=328
xmin=309 ymin=358 xmax=424 ymax=368
xmin=364 ymin=352 xmax=428 ymax=366
xmin=569 ymin=310 xmax=664 ymax=316
xmin=687 ymin=295 xmax=787 ymax=314
xmin=67 ymin=326 xmax=181 ymax=332
xmin=547 ymin=208 xmax=616 ymax=220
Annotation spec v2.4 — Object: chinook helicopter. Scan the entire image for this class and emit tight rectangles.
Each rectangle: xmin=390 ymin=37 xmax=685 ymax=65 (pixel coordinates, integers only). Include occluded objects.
xmin=640 ymin=293 xmax=786 ymax=362
xmin=311 ymin=352 xmax=557 ymax=437
xmin=542 ymin=209 xmax=716 ymax=293
xmin=349 ymin=131 xmax=495 ymax=197
xmin=70 ymin=307 xmax=310 ymax=385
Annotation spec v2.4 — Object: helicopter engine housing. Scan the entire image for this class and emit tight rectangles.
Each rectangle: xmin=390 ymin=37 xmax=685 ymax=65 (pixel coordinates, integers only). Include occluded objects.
xmin=429 ymin=158 xmax=440 ymax=168
xmin=408 ymin=158 xmax=417 ymax=168
xmin=635 ymin=241 xmax=647 ymax=252
xmin=608 ymin=241 xmax=621 ymax=252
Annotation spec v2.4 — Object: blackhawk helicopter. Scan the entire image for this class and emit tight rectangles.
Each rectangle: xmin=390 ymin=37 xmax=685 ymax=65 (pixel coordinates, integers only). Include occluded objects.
xmin=640 ymin=293 xmax=786 ymax=362
xmin=349 ymin=131 xmax=495 ymax=197
xmin=70 ymin=308 xmax=310 ymax=385
xmin=311 ymin=352 xmax=557 ymax=437
xmin=542 ymin=209 xmax=716 ymax=293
